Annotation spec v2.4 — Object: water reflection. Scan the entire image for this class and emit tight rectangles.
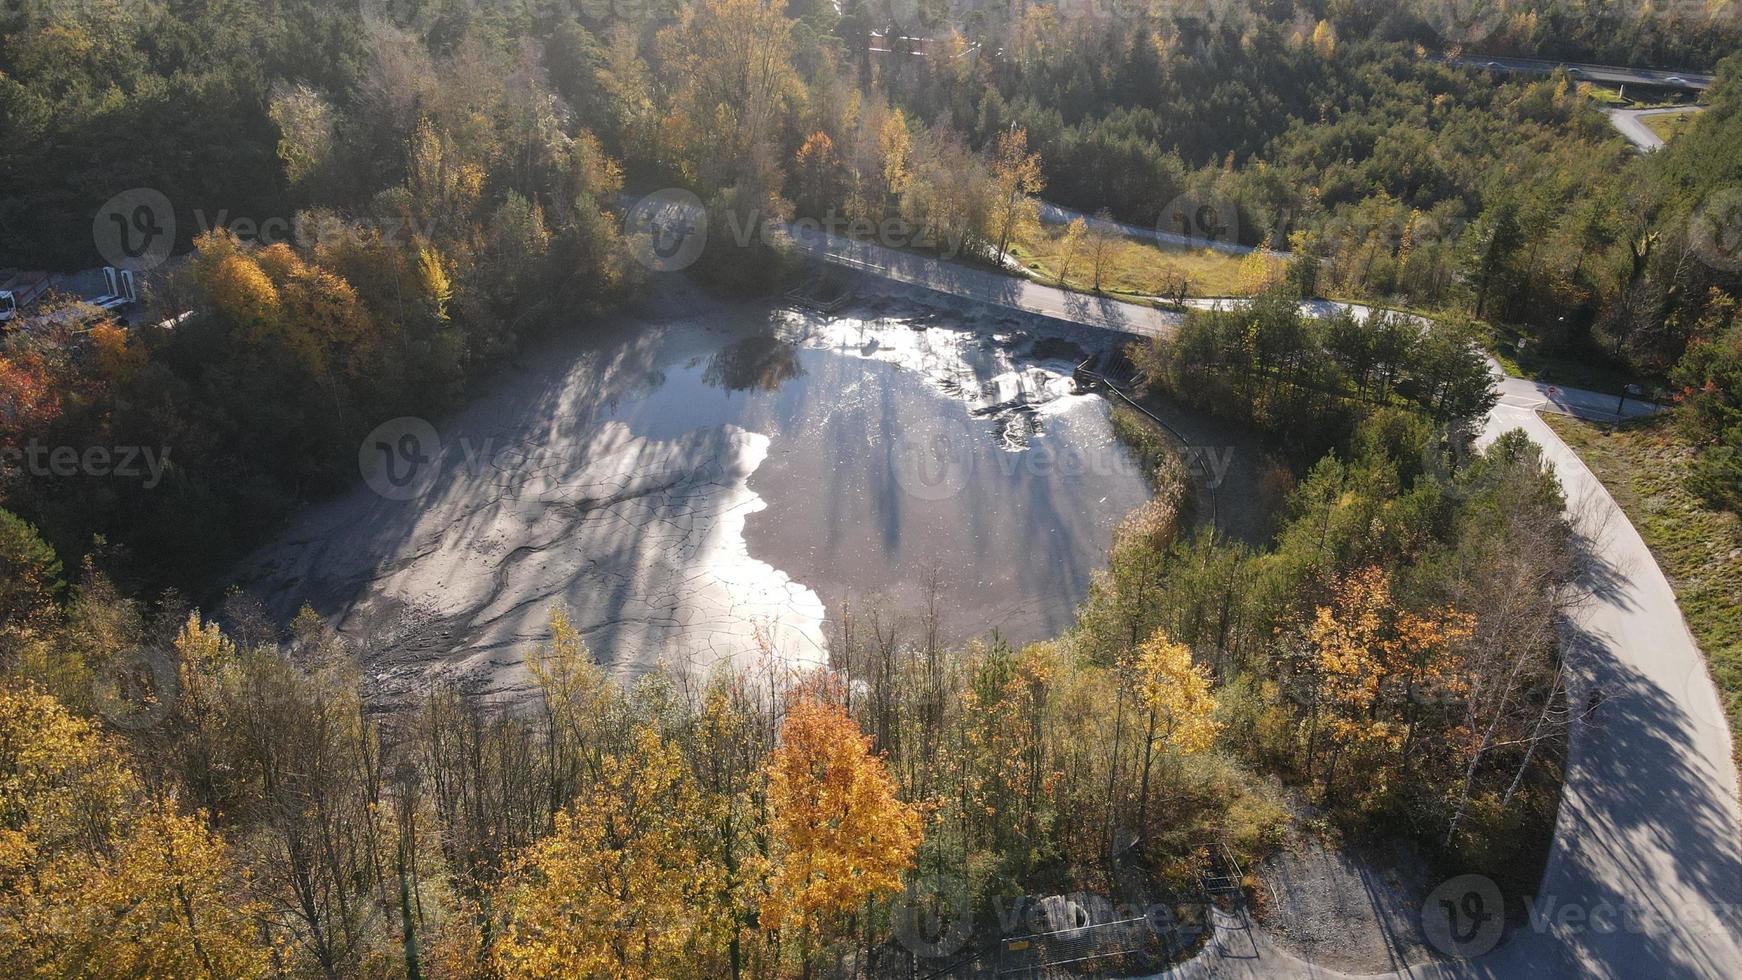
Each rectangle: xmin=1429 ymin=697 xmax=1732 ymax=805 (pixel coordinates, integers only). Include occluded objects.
xmin=237 ymin=288 xmax=1166 ymax=696
xmin=702 ymin=334 xmax=805 ymax=393
xmin=596 ymin=308 xmax=1157 ymax=647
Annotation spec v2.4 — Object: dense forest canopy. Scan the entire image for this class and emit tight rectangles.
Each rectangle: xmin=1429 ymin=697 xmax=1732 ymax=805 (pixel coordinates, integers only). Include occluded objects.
xmin=1 ymin=1 xmax=1739 ymax=584
xmin=0 ymin=1 xmax=1740 ymax=975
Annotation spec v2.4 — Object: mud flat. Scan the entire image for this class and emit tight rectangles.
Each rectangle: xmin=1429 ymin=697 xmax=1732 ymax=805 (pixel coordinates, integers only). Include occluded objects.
xmin=236 ymin=280 xmax=1158 ymax=704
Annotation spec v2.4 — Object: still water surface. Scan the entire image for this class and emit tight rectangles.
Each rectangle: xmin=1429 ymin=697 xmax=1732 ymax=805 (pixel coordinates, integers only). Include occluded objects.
xmin=239 ymin=283 xmax=1153 ymax=699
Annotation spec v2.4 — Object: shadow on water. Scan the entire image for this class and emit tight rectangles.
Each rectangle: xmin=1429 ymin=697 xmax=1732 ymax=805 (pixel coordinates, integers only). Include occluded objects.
xmin=702 ymin=333 xmax=804 ymax=393
xmin=229 ymin=280 xmax=1232 ymax=694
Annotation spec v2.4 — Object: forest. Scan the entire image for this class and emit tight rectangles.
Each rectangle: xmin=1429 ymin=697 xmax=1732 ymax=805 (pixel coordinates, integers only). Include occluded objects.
xmin=1 ymin=0 xmax=1740 ymax=975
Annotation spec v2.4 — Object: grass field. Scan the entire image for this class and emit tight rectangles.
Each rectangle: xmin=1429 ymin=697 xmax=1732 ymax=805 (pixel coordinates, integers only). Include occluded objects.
xmin=1007 ymin=222 xmax=1263 ymax=299
xmin=1545 ymin=413 xmax=1742 ymax=764
xmin=1643 ymin=109 xmax=1701 ymax=144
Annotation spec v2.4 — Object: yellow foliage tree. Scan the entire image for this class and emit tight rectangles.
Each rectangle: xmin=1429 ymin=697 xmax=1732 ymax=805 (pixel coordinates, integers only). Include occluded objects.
xmin=878 ymin=108 xmax=913 ymax=201
xmin=987 ymin=127 xmax=1045 ymax=264
xmin=794 ymin=130 xmax=837 ymax=209
xmin=492 ymin=727 xmax=722 ymax=979
xmin=1130 ymin=629 xmax=1219 ymax=835
xmin=762 ymin=696 xmax=922 ymax=954
xmin=1311 ymin=20 xmax=1337 ymax=57
xmin=1236 ymin=233 xmax=1287 ymax=294
xmin=1055 ymin=217 xmax=1087 ymax=287
xmin=1134 ymin=629 xmax=1220 ymax=756
xmin=656 ymin=0 xmax=799 ymax=186
xmin=0 ymin=686 xmax=267 ymax=978
xmin=202 ymin=245 xmax=281 ymax=325
xmin=87 ymin=321 xmax=146 ymax=385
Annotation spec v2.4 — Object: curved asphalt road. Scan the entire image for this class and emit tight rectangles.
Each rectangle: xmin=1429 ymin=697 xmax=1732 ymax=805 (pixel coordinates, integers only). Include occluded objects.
xmin=1608 ymin=106 xmax=1703 ymax=151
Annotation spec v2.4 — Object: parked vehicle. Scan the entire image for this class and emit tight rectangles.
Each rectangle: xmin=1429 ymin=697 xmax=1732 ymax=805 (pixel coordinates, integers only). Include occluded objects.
xmin=0 ymin=270 xmax=50 ymax=324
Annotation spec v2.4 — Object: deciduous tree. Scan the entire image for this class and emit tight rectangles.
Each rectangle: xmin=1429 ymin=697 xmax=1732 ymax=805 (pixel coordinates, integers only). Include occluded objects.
xmin=762 ymin=695 xmax=922 ymax=962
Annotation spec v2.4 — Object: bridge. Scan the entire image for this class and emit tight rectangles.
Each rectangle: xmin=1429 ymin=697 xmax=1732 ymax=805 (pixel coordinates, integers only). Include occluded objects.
xmin=1447 ymin=54 xmax=1715 ymax=93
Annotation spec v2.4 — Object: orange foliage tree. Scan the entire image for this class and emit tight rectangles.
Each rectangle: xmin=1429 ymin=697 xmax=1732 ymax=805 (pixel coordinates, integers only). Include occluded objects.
xmin=1303 ymin=566 xmax=1474 ymax=803
xmin=762 ymin=694 xmax=923 ymax=963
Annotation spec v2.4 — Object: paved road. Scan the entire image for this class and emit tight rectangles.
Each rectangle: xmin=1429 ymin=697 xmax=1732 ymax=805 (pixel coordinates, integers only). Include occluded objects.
xmin=1036 ymin=201 xmax=1275 ymax=258
xmin=1448 ymin=55 xmax=1714 ymax=93
xmin=624 ymin=191 xmax=1183 ymax=338
xmin=782 ymin=220 xmax=1184 ymax=338
xmin=1491 ymin=361 xmax=1660 ymax=422
xmin=1607 ymin=106 xmax=1703 ymax=151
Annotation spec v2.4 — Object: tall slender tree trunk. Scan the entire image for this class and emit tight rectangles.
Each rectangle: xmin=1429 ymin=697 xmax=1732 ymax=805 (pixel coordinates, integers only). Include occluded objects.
xmin=1137 ymin=705 xmax=1163 ymax=837
xmin=1502 ymin=665 xmax=1565 ymax=809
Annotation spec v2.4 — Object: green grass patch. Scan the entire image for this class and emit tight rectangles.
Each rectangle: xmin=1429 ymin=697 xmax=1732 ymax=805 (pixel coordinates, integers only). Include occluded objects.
xmin=1545 ymin=413 xmax=1742 ymax=765
xmin=1643 ymin=109 xmax=1701 ymax=143
xmin=1009 ymin=222 xmax=1256 ymax=299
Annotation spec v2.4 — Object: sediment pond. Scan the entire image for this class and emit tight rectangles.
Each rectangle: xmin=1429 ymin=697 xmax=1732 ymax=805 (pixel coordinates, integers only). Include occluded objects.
xmin=238 ymin=280 xmax=1209 ymax=701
